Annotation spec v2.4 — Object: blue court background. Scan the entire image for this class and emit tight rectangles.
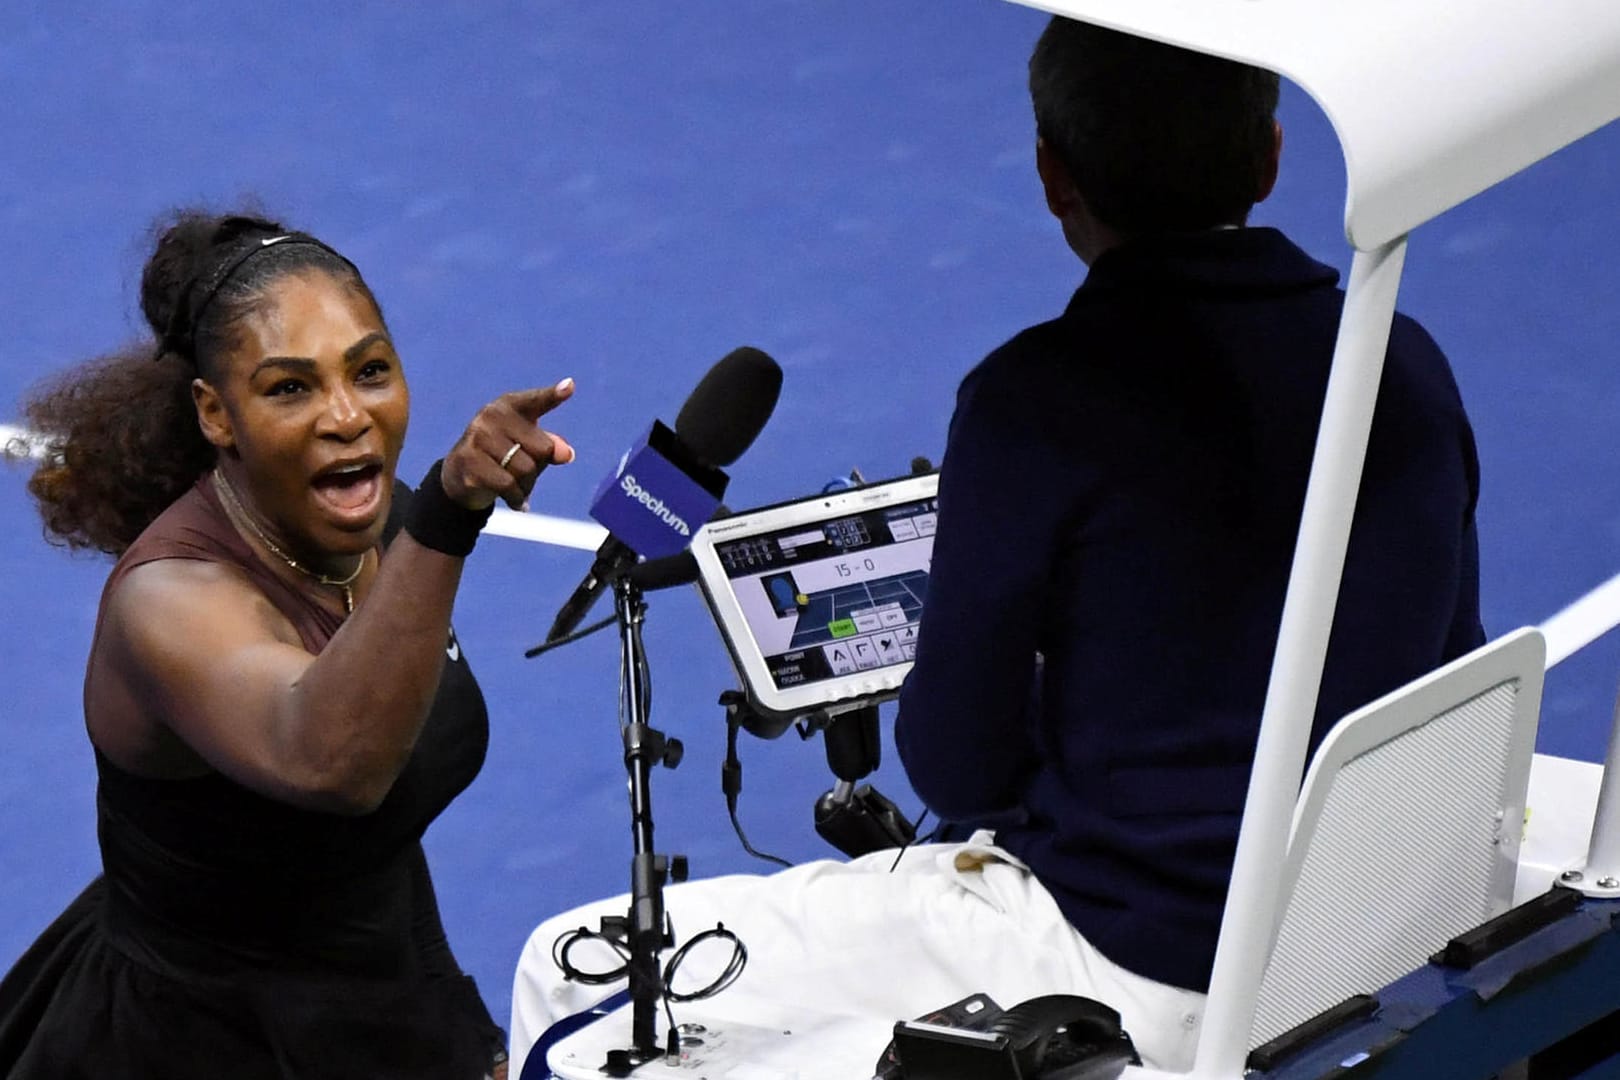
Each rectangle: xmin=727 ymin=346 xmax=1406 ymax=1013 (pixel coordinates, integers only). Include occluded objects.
xmin=2 ymin=0 xmax=1618 ymax=1033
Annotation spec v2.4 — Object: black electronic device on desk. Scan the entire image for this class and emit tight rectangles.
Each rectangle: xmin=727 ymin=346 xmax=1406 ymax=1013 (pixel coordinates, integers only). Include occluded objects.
xmin=691 ymin=472 xmax=938 ymax=856
xmin=888 ymin=994 xmax=1139 ymax=1080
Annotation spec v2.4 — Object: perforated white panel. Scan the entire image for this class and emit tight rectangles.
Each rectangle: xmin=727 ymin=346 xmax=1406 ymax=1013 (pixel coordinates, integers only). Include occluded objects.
xmin=1250 ymin=681 xmax=1520 ymax=1047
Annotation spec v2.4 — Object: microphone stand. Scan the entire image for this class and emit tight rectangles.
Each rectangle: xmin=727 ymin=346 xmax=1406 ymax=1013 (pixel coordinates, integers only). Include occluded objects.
xmin=600 ymin=575 xmax=687 ymax=1075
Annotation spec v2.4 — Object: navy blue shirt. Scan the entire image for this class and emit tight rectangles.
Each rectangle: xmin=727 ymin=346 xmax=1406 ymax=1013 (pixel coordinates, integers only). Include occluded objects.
xmin=895 ymin=227 xmax=1483 ymax=993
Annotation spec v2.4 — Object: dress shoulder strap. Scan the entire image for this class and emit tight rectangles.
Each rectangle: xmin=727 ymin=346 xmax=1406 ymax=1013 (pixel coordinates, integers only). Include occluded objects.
xmin=101 ymin=476 xmax=342 ymax=654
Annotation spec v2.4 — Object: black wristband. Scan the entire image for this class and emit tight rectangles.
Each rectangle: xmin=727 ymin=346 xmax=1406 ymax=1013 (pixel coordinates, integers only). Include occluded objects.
xmin=404 ymin=459 xmax=494 ymax=557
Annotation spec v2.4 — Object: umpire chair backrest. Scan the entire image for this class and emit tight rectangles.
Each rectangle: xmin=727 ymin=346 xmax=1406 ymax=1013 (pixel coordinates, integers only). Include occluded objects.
xmin=1249 ymin=628 xmax=1546 ymax=1048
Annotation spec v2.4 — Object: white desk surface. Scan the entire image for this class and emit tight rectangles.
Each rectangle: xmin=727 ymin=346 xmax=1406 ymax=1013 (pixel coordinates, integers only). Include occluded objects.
xmin=546 ymin=998 xmax=893 ymax=1080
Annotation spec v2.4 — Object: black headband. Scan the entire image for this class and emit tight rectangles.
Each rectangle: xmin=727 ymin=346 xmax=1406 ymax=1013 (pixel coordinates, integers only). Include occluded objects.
xmin=160 ymin=231 xmax=359 ymax=362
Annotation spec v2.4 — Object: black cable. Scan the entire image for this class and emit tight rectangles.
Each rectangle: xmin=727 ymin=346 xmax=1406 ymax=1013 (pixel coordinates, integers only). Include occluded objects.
xmin=523 ymin=613 xmax=616 ymax=658
xmin=631 ymin=608 xmax=652 ymax=720
xmin=552 ymin=925 xmax=632 ymax=985
xmin=723 ymin=717 xmax=793 ymax=869
xmin=660 ymin=924 xmax=749 ymax=1061
xmin=662 ymin=994 xmax=679 ymax=1057
xmin=729 ymin=802 xmax=793 ymax=869
xmin=887 ymin=808 xmax=933 ymax=873
xmin=661 ymin=923 xmax=748 ymax=1002
xmin=551 ymin=923 xmax=747 ymax=1003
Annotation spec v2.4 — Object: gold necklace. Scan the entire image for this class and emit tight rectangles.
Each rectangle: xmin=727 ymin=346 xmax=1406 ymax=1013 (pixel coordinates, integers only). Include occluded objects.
xmin=213 ymin=468 xmax=367 ymax=614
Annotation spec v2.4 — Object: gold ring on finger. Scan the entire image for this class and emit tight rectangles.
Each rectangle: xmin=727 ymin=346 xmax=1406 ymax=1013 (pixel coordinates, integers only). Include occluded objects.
xmin=499 ymin=443 xmax=522 ymax=470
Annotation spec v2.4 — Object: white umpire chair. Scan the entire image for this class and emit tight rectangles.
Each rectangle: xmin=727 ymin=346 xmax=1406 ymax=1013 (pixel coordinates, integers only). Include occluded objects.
xmin=1248 ymin=628 xmax=1546 ymax=1051
xmin=1003 ymin=4 xmax=1619 ymax=1074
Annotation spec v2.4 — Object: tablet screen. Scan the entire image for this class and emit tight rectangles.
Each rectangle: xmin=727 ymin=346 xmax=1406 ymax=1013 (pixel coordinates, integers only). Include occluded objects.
xmin=693 ymin=474 xmax=938 ymax=715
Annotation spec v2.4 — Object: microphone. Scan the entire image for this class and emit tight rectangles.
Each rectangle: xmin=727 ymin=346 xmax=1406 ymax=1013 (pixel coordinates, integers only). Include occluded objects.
xmin=624 ymin=505 xmax=732 ymax=592
xmin=545 ymin=348 xmax=782 ymax=642
xmin=624 ymin=551 xmax=701 ymax=592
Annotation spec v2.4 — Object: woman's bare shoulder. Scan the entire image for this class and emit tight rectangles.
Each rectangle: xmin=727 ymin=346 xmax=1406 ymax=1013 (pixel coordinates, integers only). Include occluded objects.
xmin=89 ymin=557 xmax=307 ymax=772
xmin=102 ymin=557 xmax=301 ymax=651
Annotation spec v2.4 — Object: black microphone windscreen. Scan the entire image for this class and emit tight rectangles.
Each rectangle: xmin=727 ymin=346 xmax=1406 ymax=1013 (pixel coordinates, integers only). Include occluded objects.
xmin=673 ymin=346 xmax=783 ymax=468
xmin=625 ymin=550 xmax=699 ymax=591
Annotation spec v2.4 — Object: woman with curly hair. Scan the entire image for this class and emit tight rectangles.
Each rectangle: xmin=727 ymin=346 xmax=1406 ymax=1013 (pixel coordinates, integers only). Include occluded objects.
xmin=0 ymin=210 xmax=574 ymax=1079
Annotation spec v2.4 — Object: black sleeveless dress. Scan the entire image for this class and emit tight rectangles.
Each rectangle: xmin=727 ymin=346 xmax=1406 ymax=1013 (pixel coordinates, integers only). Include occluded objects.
xmin=0 ymin=477 xmax=506 ymax=1079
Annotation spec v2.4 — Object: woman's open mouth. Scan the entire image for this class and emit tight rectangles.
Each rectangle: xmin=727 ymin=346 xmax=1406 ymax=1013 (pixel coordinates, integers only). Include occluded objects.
xmin=310 ymin=461 xmax=385 ymax=521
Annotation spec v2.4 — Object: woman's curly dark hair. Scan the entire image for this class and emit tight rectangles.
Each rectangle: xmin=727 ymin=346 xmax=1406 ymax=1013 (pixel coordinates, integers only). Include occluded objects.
xmin=20 ymin=209 xmax=377 ymax=555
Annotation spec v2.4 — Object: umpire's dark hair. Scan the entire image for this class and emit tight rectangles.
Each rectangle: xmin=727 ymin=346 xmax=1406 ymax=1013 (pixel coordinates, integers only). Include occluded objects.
xmin=1029 ymin=18 xmax=1281 ymax=235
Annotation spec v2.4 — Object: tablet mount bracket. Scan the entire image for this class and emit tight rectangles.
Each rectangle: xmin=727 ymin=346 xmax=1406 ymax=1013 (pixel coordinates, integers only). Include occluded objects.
xmin=721 ymin=693 xmax=917 ymax=859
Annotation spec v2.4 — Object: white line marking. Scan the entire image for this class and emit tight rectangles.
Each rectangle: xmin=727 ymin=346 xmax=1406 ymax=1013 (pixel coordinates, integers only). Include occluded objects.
xmin=1538 ymin=570 xmax=1620 ymax=667
xmin=10 ymin=418 xmax=1620 ymax=656
xmin=485 ymin=507 xmax=607 ymax=551
xmin=1 ymin=423 xmax=50 ymax=462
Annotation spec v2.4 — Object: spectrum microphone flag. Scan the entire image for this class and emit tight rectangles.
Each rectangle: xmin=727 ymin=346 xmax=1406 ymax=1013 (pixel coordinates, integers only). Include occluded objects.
xmin=587 ymin=419 xmax=727 ymax=560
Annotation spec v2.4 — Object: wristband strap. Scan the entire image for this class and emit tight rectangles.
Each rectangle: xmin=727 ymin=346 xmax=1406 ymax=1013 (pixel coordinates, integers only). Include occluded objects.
xmin=404 ymin=459 xmax=494 ymax=557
